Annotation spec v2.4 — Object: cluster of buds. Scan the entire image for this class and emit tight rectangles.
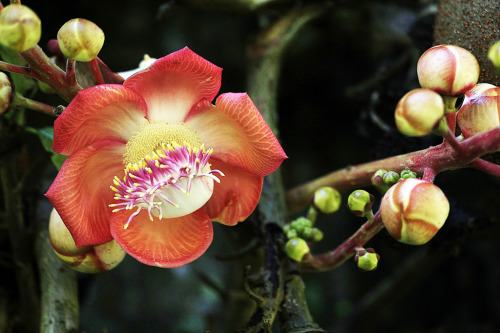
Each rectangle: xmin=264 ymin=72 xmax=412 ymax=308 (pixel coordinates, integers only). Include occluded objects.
xmin=49 ymin=209 xmax=125 ymax=273
xmin=371 ymin=169 xmax=400 ymax=194
xmin=0 ymin=4 xmax=41 ymax=52
xmin=394 ymin=44 xmax=481 ymax=138
xmin=354 ymin=248 xmax=380 ymax=271
xmin=284 ymin=217 xmax=322 ymax=262
xmin=456 ymin=83 xmax=500 ymax=138
xmin=380 ymin=178 xmax=450 ymax=245
xmin=283 ymin=217 xmax=323 ymax=242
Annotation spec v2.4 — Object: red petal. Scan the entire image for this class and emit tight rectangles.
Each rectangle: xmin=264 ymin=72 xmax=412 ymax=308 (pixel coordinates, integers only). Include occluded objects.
xmin=110 ymin=208 xmax=213 ymax=268
xmin=124 ymin=47 xmax=222 ymax=123
xmin=205 ymin=159 xmax=263 ymax=226
xmin=186 ymin=93 xmax=287 ymax=177
xmin=45 ymin=140 xmax=126 ymax=247
xmin=53 ymin=85 xmax=147 ymax=155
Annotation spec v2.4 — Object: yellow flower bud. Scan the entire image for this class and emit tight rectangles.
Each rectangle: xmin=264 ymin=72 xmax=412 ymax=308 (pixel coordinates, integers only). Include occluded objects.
xmin=417 ymin=45 xmax=479 ymax=96
xmin=395 ymin=88 xmax=445 ymax=136
xmin=355 ymin=250 xmax=380 ymax=271
xmin=0 ymin=4 xmax=41 ymax=52
xmin=57 ymin=18 xmax=104 ymax=61
xmin=457 ymin=83 xmax=500 ymax=138
xmin=347 ymin=190 xmax=374 ymax=217
xmin=49 ymin=208 xmax=125 ymax=273
xmin=0 ymin=72 xmax=12 ymax=114
xmin=488 ymin=41 xmax=500 ymax=69
xmin=380 ymin=178 xmax=449 ymax=245
xmin=285 ymin=238 xmax=310 ymax=262
xmin=313 ymin=186 xmax=341 ymax=214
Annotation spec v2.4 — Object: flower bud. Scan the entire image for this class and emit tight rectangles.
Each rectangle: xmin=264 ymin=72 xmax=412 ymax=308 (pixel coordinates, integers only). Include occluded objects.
xmin=380 ymin=178 xmax=449 ymax=245
xmin=285 ymin=238 xmax=310 ymax=262
xmin=0 ymin=4 xmax=41 ymax=52
xmin=417 ymin=45 xmax=479 ymax=96
xmin=395 ymin=88 xmax=445 ymax=136
xmin=371 ymin=169 xmax=399 ymax=194
xmin=355 ymin=249 xmax=380 ymax=271
xmin=49 ymin=208 xmax=125 ymax=273
xmin=456 ymin=83 xmax=500 ymax=138
xmin=312 ymin=186 xmax=341 ymax=214
xmin=0 ymin=72 xmax=12 ymax=114
xmin=57 ymin=18 xmax=104 ymax=61
xmin=347 ymin=190 xmax=375 ymax=217
xmin=400 ymin=168 xmax=417 ymax=179
xmin=488 ymin=41 xmax=500 ymax=70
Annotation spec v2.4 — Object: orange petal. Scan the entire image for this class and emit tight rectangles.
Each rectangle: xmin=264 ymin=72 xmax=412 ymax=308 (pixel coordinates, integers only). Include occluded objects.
xmin=205 ymin=159 xmax=263 ymax=226
xmin=110 ymin=208 xmax=213 ymax=268
xmin=186 ymin=93 xmax=287 ymax=177
xmin=45 ymin=140 xmax=126 ymax=247
xmin=124 ymin=47 xmax=222 ymax=123
xmin=53 ymin=85 xmax=147 ymax=155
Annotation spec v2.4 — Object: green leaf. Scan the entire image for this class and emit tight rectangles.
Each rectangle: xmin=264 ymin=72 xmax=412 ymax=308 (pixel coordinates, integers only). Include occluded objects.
xmin=26 ymin=126 xmax=67 ymax=170
xmin=0 ymin=45 xmax=36 ymax=95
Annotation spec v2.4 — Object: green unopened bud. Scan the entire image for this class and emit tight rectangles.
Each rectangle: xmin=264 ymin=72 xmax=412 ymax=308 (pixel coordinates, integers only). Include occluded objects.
xmin=400 ymin=168 xmax=417 ymax=179
xmin=290 ymin=217 xmax=312 ymax=233
xmin=417 ymin=44 xmax=479 ymax=96
xmin=0 ymin=4 xmax=41 ymax=52
xmin=395 ymin=88 xmax=445 ymax=137
xmin=380 ymin=178 xmax=449 ymax=245
xmin=347 ymin=190 xmax=375 ymax=217
xmin=313 ymin=186 xmax=341 ymax=214
xmin=285 ymin=238 xmax=310 ymax=262
xmin=355 ymin=249 xmax=380 ymax=271
xmin=49 ymin=208 xmax=125 ymax=273
xmin=371 ymin=169 xmax=400 ymax=194
xmin=57 ymin=18 xmax=104 ymax=61
xmin=488 ymin=41 xmax=500 ymax=70
xmin=0 ymin=72 xmax=12 ymax=114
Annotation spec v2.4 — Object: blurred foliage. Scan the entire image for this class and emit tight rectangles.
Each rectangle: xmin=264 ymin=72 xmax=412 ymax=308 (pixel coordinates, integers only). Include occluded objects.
xmin=1 ymin=0 xmax=499 ymax=332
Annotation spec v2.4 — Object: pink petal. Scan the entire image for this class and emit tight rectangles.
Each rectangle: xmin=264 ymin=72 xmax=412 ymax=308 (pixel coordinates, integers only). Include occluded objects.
xmin=45 ymin=140 xmax=126 ymax=247
xmin=205 ymin=159 xmax=263 ymax=226
xmin=186 ymin=93 xmax=287 ymax=177
xmin=124 ymin=47 xmax=222 ymax=123
xmin=53 ymin=85 xmax=147 ymax=155
xmin=110 ymin=208 xmax=213 ymax=268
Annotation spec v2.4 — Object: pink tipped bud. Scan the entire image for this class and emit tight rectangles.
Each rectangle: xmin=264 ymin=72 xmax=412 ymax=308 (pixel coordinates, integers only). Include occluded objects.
xmin=417 ymin=45 xmax=479 ymax=96
xmin=49 ymin=208 xmax=125 ymax=273
xmin=395 ymin=88 xmax=445 ymax=137
xmin=380 ymin=178 xmax=449 ymax=245
xmin=456 ymin=83 xmax=500 ymax=138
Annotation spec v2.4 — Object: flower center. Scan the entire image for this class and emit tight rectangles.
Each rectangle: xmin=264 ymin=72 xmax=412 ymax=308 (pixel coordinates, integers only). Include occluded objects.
xmin=110 ymin=122 xmax=223 ymax=229
xmin=124 ymin=122 xmax=203 ymax=165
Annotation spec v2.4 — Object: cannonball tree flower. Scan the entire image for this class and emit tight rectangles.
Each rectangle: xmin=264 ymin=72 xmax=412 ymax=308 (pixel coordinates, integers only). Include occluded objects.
xmin=45 ymin=47 xmax=287 ymax=268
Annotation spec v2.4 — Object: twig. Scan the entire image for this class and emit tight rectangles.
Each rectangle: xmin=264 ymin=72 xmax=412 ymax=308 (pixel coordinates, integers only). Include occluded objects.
xmin=298 ymin=211 xmax=385 ymax=272
xmin=11 ymin=92 xmax=57 ymax=116
xmin=286 ymin=126 xmax=500 ymax=214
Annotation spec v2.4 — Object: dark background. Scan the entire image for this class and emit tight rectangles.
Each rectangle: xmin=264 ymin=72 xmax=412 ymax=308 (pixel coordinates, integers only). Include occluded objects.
xmin=9 ymin=0 xmax=500 ymax=331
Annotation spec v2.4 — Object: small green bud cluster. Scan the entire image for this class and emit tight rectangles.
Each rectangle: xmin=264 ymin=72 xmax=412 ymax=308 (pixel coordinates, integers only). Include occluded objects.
xmin=400 ymin=168 xmax=417 ymax=179
xmin=371 ymin=169 xmax=400 ymax=194
xmin=283 ymin=217 xmax=323 ymax=243
xmin=354 ymin=248 xmax=380 ymax=271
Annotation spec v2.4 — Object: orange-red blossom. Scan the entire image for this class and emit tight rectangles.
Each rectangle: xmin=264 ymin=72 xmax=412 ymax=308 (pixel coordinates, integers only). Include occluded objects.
xmin=46 ymin=47 xmax=287 ymax=268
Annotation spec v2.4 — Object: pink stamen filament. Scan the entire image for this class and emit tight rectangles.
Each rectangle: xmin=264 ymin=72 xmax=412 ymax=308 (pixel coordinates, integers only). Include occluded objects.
xmin=109 ymin=143 xmax=224 ymax=229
